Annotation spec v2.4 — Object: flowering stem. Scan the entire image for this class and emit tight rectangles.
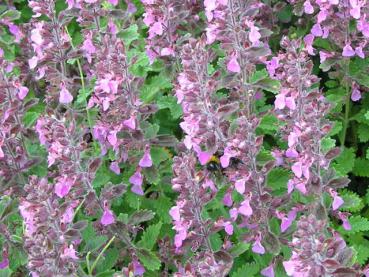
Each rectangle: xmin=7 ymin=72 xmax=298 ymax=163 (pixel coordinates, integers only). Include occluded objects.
xmin=89 ymin=235 xmax=116 ymax=275
xmin=340 ymin=61 xmax=351 ymax=147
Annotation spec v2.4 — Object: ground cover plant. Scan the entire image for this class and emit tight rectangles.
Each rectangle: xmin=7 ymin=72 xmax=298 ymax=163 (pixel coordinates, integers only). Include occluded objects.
xmin=1 ymin=0 xmax=369 ymax=276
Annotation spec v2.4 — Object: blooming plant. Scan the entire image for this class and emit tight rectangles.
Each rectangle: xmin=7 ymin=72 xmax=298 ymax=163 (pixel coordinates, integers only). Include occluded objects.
xmin=2 ymin=0 xmax=369 ymax=276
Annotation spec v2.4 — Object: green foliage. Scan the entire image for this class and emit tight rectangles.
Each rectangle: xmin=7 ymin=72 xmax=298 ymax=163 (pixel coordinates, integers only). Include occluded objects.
xmin=332 ymin=147 xmax=356 ymax=176
xmin=231 ymin=263 xmax=259 ymax=277
xmin=137 ymin=222 xmax=162 ymax=250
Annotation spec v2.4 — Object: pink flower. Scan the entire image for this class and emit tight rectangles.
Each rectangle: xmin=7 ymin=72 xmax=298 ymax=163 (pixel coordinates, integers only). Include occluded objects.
xmin=132 ymin=259 xmax=145 ymax=276
xmin=275 ymin=94 xmax=286 ymax=109
xmin=196 ymin=150 xmax=212 ymax=165
xmin=149 ymin=22 xmax=163 ymax=38
xmin=355 ymin=46 xmax=365 ymax=58
xmin=130 ymin=170 xmax=144 ymax=195
xmin=169 ymin=206 xmax=181 ymax=221
xmin=123 ymin=115 xmax=137 ymax=130
xmin=261 ymin=264 xmax=275 ymax=277
xmin=311 ymin=23 xmax=323 ymax=37
xmin=224 ymin=222 xmax=233 ymax=235
xmin=18 ymin=86 xmax=29 ymax=100
xmin=351 ymin=86 xmax=361 ymax=101
xmin=28 ymin=56 xmax=38 ymax=69
xmin=266 ymin=57 xmax=279 ymax=76
xmin=329 ymin=189 xmax=344 ymax=210
xmin=61 ymin=245 xmax=78 ymax=260
xmin=238 ymin=199 xmax=253 ymax=216
xmin=59 ymin=85 xmax=73 ymax=104
xmin=101 ymin=208 xmax=115 ymax=226
xmin=234 ymin=178 xmax=246 ymax=194
xmin=286 ymin=148 xmax=299 ymax=158
xmin=108 ymin=0 xmax=118 ymax=5
xmin=252 ymin=239 xmax=265 ymax=254
xmin=303 ymin=1 xmax=314 ymax=14
xmin=342 ymin=44 xmax=355 ymax=57
xmin=338 ymin=212 xmax=351 ymax=230
xmin=139 ymin=146 xmax=153 ymax=167
xmin=249 ymin=25 xmax=261 ymax=44
xmin=280 ymin=209 xmax=297 ymax=232
xmin=227 ymin=55 xmax=241 ymax=73
xmin=110 ymin=161 xmax=121 ymax=175
xmin=223 ymin=192 xmax=233 ymax=207
xmin=55 ymin=177 xmax=74 ymax=198
xmin=303 ymin=34 xmax=315 ymax=55
xmin=292 ymin=162 xmax=303 ymax=178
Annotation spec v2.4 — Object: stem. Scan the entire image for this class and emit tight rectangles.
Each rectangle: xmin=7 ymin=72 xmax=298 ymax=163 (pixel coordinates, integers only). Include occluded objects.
xmin=89 ymin=236 xmax=116 ymax=275
xmin=340 ymin=61 xmax=351 ymax=147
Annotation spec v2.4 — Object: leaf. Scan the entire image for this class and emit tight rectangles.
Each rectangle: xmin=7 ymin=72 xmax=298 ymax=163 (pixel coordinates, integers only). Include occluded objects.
xmin=209 ymin=233 xmax=222 ymax=252
xmin=95 ymin=248 xmax=119 ymax=273
xmin=150 ymin=147 xmax=171 ymax=166
xmin=353 ymin=158 xmax=369 ymax=177
xmin=250 ymin=69 xmax=268 ymax=84
xmin=332 ymin=148 xmax=355 ymax=176
xmin=358 ymin=124 xmax=369 ymax=142
xmin=277 ymin=5 xmax=292 ymax=23
xmin=137 ymin=249 xmax=161 ymax=271
xmin=137 ymin=222 xmax=162 ymax=250
xmin=267 ymin=168 xmax=290 ymax=191
xmin=0 ymin=10 xmax=21 ymax=20
xmin=321 ymin=137 xmax=336 ymax=152
xmin=339 ymin=190 xmax=363 ymax=212
xmin=157 ymin=95 xmax=182 ymax=119
xmin=254 ymin=78 xmax=281 ymax=93
xmin=129 ymin=210 xmax=155 ymax=225
xmin=229 ymin=242 xmax=250 ymax=258
xmin=140 ymin=74 xmax=172 ymax=103
xmin=231 ymin=263 xmax=259 ymax=277
xmin=352 ymin=244 xmax=369 ymax=265
xmin=118 ymin=24 xmax=140 ymax=46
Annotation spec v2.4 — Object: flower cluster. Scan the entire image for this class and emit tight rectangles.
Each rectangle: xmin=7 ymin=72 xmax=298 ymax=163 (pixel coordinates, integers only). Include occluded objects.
xmin=283 ymin=214 xmax=362 ymax=277
xmin=289 ymin=0 xmax=369 ymax=60
xmin=270 ymin=38 xmax=347 ymax=211
xmin=19 ymin=176 xmax=81 ymax=277
xmin=141 ymin=0 xmax=201 ymax=63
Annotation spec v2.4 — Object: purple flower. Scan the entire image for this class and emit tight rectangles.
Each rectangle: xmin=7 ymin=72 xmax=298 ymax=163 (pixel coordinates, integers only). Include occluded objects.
xmin=101 ymin=208 xmax=115 ymax=226
xmin=169 ymin=206 xmax=181 ymax=221
xmin=329 ymin=189 xmax=344 ymax=210
xmin=261 ymin=264 xmax=275 ymax=277
xmin=0 ymin=250 xmax=9 ymax=269
xmin=139 ymin=146 xmax=153 ymax=168
xmin=252 ymin=239 xmax=265 ymax=254
xmin=110 ymin=161 xmax=121 ymax=175
xmin=303 ymin=0 xmax=314 ymax=14
xmin=342 ymin=44 xmax=355 ymax=57
xmin=238 ymin=199 xmax=253 ymax=216
xmin=227 ymin=55 xmax=241 ymax=73
xmin=55 ymin=177 xmax=74 ymax=198
xmin=59 ymin=85 xmax=73 ymax=104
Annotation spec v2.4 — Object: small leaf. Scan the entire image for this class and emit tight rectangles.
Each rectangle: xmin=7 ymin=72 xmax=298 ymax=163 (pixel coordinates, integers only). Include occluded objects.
xmin=0 ymin=10 xmax=21 ymax=20
xmin=137 ymin=222 xmax=162 ymax=250
xmin=137 ymin=249 xmax=161 ymax=271
xmin=267 ymin=168 xmax=290 ymax=191
xmin=229 ymin=242 xmax=250 ymax=258
xmin=129 ymin=210 xmax=155 ymax=225
xmin=332 ymin=148 xmax=355 ymax=176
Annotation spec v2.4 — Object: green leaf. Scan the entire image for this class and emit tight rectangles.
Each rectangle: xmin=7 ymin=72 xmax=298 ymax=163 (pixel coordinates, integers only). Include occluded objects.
xmin=209 ymin=233 xmax=222 ymax=252
xmin=141 ymin=122 xmax=160 ymax=139
xmin=358 ymin=124 xmax=369 ymax=142
xmin=339 ymin=190 xmax=363 ymax=212
xmin=332 ymin=147 xmax=356 ymax=176
xmin=0 ymin=10 xmax=21 ymax=20
xmin=254 ymin=78 xmax=281 ymax=93
xmin=118 ymin=24 xmax=140 ymax=46
xmin=95 ymin=248 xmax=119 ymax=273
xmin=353 ymin=158 xmax=369 ymax=177
xmin=157 ymin=95 xmax=183 ymax=119
xmin=267 ymin=168 xmax=290 ymax=191
xmin=129 ymin=209 xmax=155 ymax=225
xmin=321 ymin=137 xmax=336 ymax=152
xmin=150 ymin=147 xmax=171 ymax=166
xmin=229 ymin=242 xmax=250 ymax=258
xmin=137 ymin=222 xmax=162 ymax=250
xmin=140 ymin=74 xmax=172 ymax=103
xmin=137 ymin=249 xmax=161 ymax=271
xmin=353 ymin=244 xmax=369 ymax=265
xmin=231 ymin=263 xmax=259 ymax=277
xmin=250 ymin=69 xmax=268 ymax=84
xmin=277 ymin=5 xmax=292 ymax=23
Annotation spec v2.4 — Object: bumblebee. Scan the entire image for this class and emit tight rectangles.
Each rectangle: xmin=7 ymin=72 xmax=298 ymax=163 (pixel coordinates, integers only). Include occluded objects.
xmin=206 ymin=155 xmax=222 ymax=172
xmin=205 ymin=153 xmax=243 ymax=173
